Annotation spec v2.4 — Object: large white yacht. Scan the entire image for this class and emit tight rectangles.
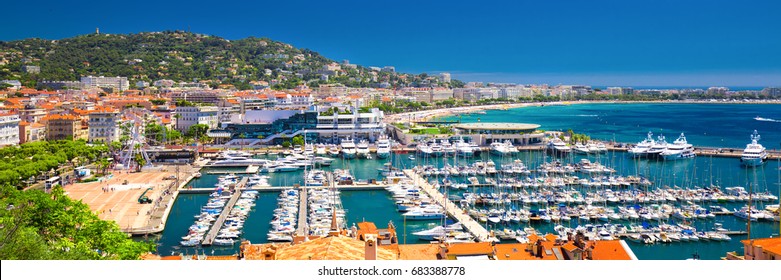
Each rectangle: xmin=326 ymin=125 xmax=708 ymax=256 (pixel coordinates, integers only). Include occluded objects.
xmin=454 ymin=138 xmax=474 ymax=158
xmin=547 ymin=138 xmax=571 ymax=156
xmin=661 ymin=133 xmax=695 ymax=160
xmin=356 ymin=139 xmax=370 ymax=158
xmin=376 ymin=136 xmax=391 ymax=159
xmin=646 ymin=135 xmax=668 ymax=158
xmin=340 ymin=137 xmax=356 ymax=159
xmin=629 ymin=132 xmax=655 ymax=158
xmin=209 ymin=151 xmax=269 ymax=166
xmin=430 ymin=141 xmax=444 ymax=157
xmin=740 ymin=130 xmax=768 ymax=167
xmin=417 ymin=142 xmax=433 ymax=157
xmin=402 ymin=206 xmax=446 ymax=220
xmin=573 ymin=143 xmax=590 ymax=154
xmin=315 ymin=143 xmax=327 ymax=156
xmin=442 ymin=140 xmax=456 ymax=157
xmin=490 ymin=140 xmax=518 ymax=156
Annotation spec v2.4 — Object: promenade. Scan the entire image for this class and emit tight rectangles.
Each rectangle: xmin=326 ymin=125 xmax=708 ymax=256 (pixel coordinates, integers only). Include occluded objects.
xmin=63 ymin=162 xmax=201 ymax=235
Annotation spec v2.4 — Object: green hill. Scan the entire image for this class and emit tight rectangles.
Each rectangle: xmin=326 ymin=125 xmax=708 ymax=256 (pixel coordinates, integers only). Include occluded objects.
xmin=0 ymin=31 xmax=461 ymax=90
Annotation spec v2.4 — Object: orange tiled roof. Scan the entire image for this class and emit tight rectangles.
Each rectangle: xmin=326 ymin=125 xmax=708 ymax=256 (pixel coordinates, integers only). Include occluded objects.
xmin=45 ymin=114 xmax=80 ymax=121
xmin=445 ymin=242 xmax=493 ymax=256
xmin=275 ymin=235 xmax=397 ymax=260
xmin=742 ymin=237 xmax=781 ymax=256
xmin=590 ymin=240 xmax=632 ymax=260
xmin=494 ymin=243 xmax=546 ymax=260
xmin=397 ymin=244 xmax=441 ymax=260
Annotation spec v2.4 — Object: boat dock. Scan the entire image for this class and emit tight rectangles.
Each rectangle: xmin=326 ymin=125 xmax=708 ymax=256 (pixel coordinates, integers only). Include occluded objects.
xmin=403 ymin=169 xmax=492 ymax=242
xmin=296 ymin=187 xmax=308 ymax=236
xmin=613 ymin=230 xmax=747 ymax=239
xmin=205 ymin=165 xmax=259 ymax=174
xmin=202 ymin=178 xmax=247 ymax=246
xmin=180 ymin=184 xmax=389 ymax=194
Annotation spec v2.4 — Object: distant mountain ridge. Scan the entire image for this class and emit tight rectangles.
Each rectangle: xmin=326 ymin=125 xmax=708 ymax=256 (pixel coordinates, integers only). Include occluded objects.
xmin=0 ymin=30 xmax=460 ymax=90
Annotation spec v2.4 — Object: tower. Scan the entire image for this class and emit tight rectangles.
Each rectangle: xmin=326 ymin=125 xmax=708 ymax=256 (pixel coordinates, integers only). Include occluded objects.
xmin=96 ymin=28 xmax=100 ymax=34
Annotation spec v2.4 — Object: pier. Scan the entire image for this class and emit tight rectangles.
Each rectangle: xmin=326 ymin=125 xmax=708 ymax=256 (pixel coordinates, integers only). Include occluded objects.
xmin=205 ymin=165 xmax=259 ymax=174
xmin=202 ymin=178 xmax=247 ymax=246
xmin=403 ymin=169 xmax=492 ymax=242
xmin=180 ymin=184 xmax=389 ymax=194
xmin=296 ymin=187 xmax=308 ymax=236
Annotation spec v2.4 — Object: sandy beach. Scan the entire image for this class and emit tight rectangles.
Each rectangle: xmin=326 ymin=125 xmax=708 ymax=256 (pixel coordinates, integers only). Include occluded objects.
xmin=384 ymin=99 xmax=781 ymax=124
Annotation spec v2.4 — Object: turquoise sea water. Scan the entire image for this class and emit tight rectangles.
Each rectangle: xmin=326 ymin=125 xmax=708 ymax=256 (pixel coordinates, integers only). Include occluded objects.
xmin=151 ymin=103 xmax=781 ymax=260
xmin=439 ymin=103 xmax=781 ymax=149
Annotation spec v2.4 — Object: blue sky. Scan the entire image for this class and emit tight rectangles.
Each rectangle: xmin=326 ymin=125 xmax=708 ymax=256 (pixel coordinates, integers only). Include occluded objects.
xmin=3 ymin=0 xmax=780 ymax=86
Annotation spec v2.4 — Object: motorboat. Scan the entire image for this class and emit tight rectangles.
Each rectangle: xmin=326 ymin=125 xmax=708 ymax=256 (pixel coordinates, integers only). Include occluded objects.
xmin=315 ymin=144 xmax=328 ymax=155
xmin=573 ymin=143 xmax=590 ymax=154
xmin=356 ymin=140 xmax=370 ymax=158
xmin=660 ymin=133 xmax=695 ymax=160
xmin=412 ymin=223 xmax=463 ymax=240
xmin=454 ymin=138 xmax=474 ymax=157
xmin=376 ymin=135 xmax=391 ymax=159
xmin=340 ymin=137 xmax=357 ymax=159
xmin=646 ymin=135 xmax=668 ymax=157
xmin=403 ymin=206 xmax=446 ymax=220
xmin=547 ymin=138 xmax=571 ymax=155
xmin=740 ymin=130 xmax=768 ymax=167
xmin=629 ymin=132 xmax=655 ymax=158
xmin=490 ymin=141 xmax=515 ymax=156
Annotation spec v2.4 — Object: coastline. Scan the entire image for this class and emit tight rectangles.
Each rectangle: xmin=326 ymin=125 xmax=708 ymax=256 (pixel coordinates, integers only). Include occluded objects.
xmin=385 ymin=99 xmax=781 ymax=123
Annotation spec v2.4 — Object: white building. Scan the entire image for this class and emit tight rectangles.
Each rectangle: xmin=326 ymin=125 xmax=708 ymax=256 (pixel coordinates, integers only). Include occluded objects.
xmin=0 ymin=113 xmax=20 ymax=146
xmin=439 ymin=73 xmax=451 ymax=83
xmin=454 ymin=87 xmax=499 ymax=101
xmin=175 ymin=106 xmax=219 ymax=132
xmin=607 ymin=87 xmax=634 ymax=95
xmin=80 ymin=76 xmax=130 ymax=91
xmin=88 ymin=108 xmax=121 ymax=143
xmin=315 ymin=108 xmax=385 ymax=143
xmin=0 ymin=80 xmax=22 ymax=90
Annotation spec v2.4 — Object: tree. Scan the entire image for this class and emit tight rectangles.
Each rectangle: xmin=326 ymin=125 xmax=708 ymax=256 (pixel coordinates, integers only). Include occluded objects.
xmin=281 ymin=141 xmax=291 ymax=148
xmin=291 ymin=135 xmax=305 ymax=146
xmin=133 ymin=153 xmax=146 ymax=172
xmin=96 ymin=158 xmax=110 ymax=176
xmin=0 ymin=185 xmax=155 ymax=259
xmin=186 ymin=124 xmax=209 ymax=139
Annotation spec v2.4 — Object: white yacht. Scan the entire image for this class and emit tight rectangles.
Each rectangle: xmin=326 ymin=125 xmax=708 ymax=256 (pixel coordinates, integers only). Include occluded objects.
xmin=328 ymin=144 xmax=340 ymax=157
xmin=315 ymin=144 xmax=327 ymax=156
xmin=661 ymin=133 xmax=695 ymax=160
xmin=629 ymin=132 xmax=655 ymax=158
xmin=547 ymin=138 xmax=571 ymax=155
xmin=454 ymin=138 xmax=474 ymax=157
xmin=740 ymin=130 xmax=767 ymax=167
xmin=490 ymin=141 xmax=517 ymax=156
xmin=430 ymin=142 xmax=444 ymax=157
xmin=417 ymin=142 xmax=434 ymax=157
xmin=376 ymin=136 xmax=391 ymax=159
xmin=208 ymin=152 xmax=270 ymax=167
xmin=573 ymin=143 xmax=590 ymax=154
xmin=588 ymin=142 xmax=608 ymax=153
xmin=442 ymin=140 xmax=456 ymax=157
xmin=340 ymin=138 xmax=356 ymax=159
xmin=411 ymin=223 xmax=463 ymax=241
xmin=646 ymin=135 xmax=668 ymax=157
xmin=356 ymin=139 xmax=370 ymax=158
xmin=402 ymin=206 xmax=446 ymax=220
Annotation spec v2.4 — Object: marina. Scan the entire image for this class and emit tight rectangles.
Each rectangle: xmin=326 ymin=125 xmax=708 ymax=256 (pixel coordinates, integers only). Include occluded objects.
xmin=145 ymin=103 xmax=781 ymax=260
